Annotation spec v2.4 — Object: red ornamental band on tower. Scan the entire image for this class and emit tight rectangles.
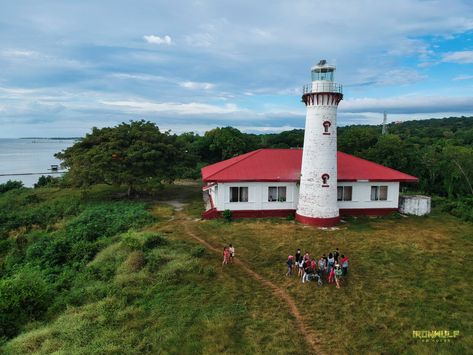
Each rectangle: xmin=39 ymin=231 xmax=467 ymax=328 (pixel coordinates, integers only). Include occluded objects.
xmin=295 ymin=60 xmax=344 ymax=227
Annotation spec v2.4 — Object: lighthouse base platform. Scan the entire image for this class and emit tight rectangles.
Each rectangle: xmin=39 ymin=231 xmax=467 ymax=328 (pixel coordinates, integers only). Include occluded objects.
xmin=295 ymin=213 xmax=340 ymax=227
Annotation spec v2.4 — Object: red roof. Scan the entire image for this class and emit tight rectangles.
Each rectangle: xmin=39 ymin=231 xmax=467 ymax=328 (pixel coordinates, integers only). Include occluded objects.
xmin=201 ymin=149 xmax=418 ymax=183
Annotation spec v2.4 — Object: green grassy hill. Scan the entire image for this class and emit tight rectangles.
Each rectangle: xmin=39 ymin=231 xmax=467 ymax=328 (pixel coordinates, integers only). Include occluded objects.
xmin=1 ymin=183 xmax=472 ymax=354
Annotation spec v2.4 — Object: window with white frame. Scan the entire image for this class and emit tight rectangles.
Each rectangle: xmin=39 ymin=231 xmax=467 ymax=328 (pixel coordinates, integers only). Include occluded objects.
xmin=230 ymin=187 xmax=248 ymax=202
xmin=268 ymin=186 xmax=287 ymax=202
xmin=371 ymin=186 xmax=388 ymax=201
xmin=337 ymin=186 xmax=352 ymax=201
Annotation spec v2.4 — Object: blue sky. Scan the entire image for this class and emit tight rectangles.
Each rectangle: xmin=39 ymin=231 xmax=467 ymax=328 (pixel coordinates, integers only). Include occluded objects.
xmin=1 ymin=0 xmax=473 ymax=137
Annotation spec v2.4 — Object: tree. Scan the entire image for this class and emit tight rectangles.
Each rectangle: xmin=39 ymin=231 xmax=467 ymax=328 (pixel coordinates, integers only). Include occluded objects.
xmin=0 ymin=180 xmax=24 ymax=194
xmin=55 ymin=120 xmax=187 ymax=196
xmin=197 ymin=127 xmax=258 ymax=163
xmin=338 ymin=126 xmax=379 ymax=155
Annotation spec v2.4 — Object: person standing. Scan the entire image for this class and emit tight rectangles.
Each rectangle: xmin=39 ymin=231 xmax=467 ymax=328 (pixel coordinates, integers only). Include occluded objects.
xmin=334 ymin=264 xmax=343 ymax=288
xmin=297 ymin=257 xmax=304 ymax=277
xmin=295 ymin=249 xmax=302 ymax=263
xmin=328 ymin=265 xmax=335 ymax=284
xmin=222 ymin=247 xmax=229 ymax=266
xmin=327 ymin=253 xmax=335 ymax=276
xmin=286 ymin=255 xmax=294 ymax=276
xmin=340 ymin=254 xmax=349 ymax=276
xmin=318 ymin=255 xmax=326 ymax=277
xmin=229 ymin=244 xmax=235 ymax=263
xmin=334 ymin=248 xmax=340 ymax=263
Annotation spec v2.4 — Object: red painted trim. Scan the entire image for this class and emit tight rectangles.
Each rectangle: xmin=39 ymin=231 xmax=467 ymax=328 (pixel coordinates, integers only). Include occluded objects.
xmin=202 ymin=208 xmax=220 ymax=219
xmin=202 ymin=209 xmax=295 ymax=220
xmin=202 ymin=207 xmax=399 ymax=220
xmin=340 ymin=208 xmax=398 ymax=216
xmin=204 ymin=178 xmax=418 ymax=183
xmin=295 ymin=213 xmax=340 ymax=227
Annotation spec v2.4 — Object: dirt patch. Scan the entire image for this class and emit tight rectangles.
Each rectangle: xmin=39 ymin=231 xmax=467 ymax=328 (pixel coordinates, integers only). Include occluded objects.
xmin=159 ymin=200 xmax=188 ymax=211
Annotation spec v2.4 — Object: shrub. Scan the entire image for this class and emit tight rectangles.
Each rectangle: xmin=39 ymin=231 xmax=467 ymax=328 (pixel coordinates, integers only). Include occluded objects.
xmin=0 ymin=180 xmax=24 ymax=194
xmin=286 ymin=213 xmax=295 ymax=221
xmin=204 ymin=265 xmax=216 ymax=277
xmin=34 ymin=175 xmax=61 ymax=188
xmin=121 ymin=251 xmax=146 ymax=272
xmin=0 ymin=266 xmax=51 ymax=338
xmin=143 ymin=233 xmax=166 ymax=250
xmin=66 ymin=202 xmax=154 ymax=242
xmin=121 ymin=232 xmax=142 ymax=250
xmin=191 ymin=246 xmax=205 ymax=258
xmin=146 ymin=251 xmax=171 ymax=272
xmin=222 ymin=209 xmax=232 ymax=222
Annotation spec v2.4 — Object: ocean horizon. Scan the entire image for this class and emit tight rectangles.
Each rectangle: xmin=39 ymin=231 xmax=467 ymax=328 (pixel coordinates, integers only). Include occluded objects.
xmin=0 ymin=138 xmax=75 ymax=187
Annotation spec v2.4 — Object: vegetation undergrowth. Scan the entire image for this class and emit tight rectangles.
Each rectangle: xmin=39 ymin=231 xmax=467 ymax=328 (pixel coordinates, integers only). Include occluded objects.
xmin=1 ymin=184 xmax=309 ymax=354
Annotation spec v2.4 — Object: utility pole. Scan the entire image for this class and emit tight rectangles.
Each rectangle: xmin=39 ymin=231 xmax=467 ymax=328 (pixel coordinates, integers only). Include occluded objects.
xmin=382 ymin=111 xmax=388 ymax=135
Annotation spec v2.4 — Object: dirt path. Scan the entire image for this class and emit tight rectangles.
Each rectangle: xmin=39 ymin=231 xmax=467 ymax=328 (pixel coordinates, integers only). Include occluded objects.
xmin=177 ymin=212 xmax=324 ymax=355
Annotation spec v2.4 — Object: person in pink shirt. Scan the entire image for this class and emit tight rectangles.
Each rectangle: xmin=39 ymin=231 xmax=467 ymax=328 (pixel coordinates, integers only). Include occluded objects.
xmin=328 ymin=266 xmax=335 ymax=284
xmin=222 ymin=247 xmax=230 ymax=266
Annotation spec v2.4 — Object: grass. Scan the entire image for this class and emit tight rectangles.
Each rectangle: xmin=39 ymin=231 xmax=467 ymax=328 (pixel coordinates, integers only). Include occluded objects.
xmin=177 ymin=210 xmax=473 ymax=354
xmin=1 ymin=182 xmax=472 ymax=354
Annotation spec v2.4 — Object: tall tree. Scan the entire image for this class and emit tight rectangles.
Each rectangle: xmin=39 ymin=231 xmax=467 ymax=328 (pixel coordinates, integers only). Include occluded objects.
xmin=55 ymin=120 xmax=187 ymax=196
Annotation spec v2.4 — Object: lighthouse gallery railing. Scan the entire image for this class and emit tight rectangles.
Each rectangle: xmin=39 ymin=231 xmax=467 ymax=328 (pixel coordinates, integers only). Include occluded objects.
xmin=302 ymin=82 xmax=343 ymax=94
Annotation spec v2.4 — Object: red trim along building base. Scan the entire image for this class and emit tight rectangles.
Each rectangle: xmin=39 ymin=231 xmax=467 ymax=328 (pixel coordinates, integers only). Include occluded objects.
xmin=202 ymin=208 xmax=399 ymax=221
xmin=295 ymin=213 xmax=340 ymax=227
xmin=339 ymin=208 xmax=398 ymax=216
xmin=201 ymin=209 xmax=295 ymax=219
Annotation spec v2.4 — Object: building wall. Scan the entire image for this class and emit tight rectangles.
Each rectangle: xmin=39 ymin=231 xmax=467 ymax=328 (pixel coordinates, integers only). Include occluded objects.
xmin=337 ymin=181 xmax=399 ymax=209
xmin=209 ymin=181 xmax=399 ymax=211
xmin=214 ymin=182 xmax=299 ymax=211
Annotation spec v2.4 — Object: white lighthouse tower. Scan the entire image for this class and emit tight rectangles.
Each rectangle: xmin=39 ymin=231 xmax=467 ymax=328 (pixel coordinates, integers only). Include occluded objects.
xmin=295 ymin=60 xmax=343 ymax=227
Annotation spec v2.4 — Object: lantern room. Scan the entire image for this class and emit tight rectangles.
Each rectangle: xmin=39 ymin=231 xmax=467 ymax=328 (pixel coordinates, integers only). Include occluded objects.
xmin=311 ymin=59 xmax=336 ymax=82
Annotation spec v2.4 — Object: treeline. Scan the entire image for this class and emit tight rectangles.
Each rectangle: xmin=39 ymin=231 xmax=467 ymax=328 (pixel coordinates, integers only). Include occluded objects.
xmin=179 ymin=116 xmax=473 ymax=198
xmin=26 ymin=116 xmax=472 ymax=200
xmin=1 ymin=117 xmax=472 ymax=222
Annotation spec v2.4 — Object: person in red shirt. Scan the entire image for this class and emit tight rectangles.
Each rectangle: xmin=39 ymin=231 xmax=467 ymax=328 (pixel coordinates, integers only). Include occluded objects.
xmin=340 ymin=254 xmax=349 ymax=276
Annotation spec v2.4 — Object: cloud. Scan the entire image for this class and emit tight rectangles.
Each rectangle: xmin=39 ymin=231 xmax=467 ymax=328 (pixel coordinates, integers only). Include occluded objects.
xmin=347 ymin=68 xmax=427 ymax=87
xmin=143 ymin=35 xmax=172 ymax=45
xmin=179 ymin=81 xmax=215 ymax=90
xmin=2 ymin=49 xmax=41 ymax=58
xmin=109 ymin=73 xmax=167 ymax=81
xmin=340 ymin=95 xmax=473 ymax=114
xmin=453 ymin=74 xmax=473 ymax=81
xmin=100 ymin=99 xmax=240 ymax=115
xmin=442 ymin=51 xmax=473 ymax=64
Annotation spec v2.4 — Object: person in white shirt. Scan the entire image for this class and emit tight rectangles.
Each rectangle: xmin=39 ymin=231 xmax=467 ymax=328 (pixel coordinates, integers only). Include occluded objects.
xmin=229 ymin=244 xmax=235 ymax=263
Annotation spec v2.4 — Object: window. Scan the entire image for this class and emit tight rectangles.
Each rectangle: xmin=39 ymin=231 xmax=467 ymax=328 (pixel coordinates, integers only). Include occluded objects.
xmin=371 ymin=186 xmax=388 ymax=201
xmin=337 ymin=186 xmax=352 ymax=201
xmin=323 ymin=121 xmax=331 ymax=135
xmin=268 ymin=186 xmax=287 ymax=202
xmin=230 ymin=187 xmax=248 ymax=202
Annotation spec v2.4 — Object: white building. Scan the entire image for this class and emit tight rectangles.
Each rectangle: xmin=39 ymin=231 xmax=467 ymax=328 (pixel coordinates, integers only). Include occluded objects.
xmin=201 ymin=149 xmax=418 ymax=224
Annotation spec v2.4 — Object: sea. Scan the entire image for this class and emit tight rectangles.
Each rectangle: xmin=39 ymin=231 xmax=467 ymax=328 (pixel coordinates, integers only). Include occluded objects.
xmin=0 ymin=138 xmax=75 ymax=187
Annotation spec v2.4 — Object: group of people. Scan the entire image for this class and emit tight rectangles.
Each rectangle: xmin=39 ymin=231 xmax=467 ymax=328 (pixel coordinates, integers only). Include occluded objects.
xmin=286 ymin=248 xmax=349 ymax=289
xmin=222 ymin=244 xmax=235 ymax=266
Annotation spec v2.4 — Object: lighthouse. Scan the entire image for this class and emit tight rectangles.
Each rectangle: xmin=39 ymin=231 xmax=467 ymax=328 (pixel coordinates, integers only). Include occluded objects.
xmin=295 ymin=60 xmax=343 ymax=227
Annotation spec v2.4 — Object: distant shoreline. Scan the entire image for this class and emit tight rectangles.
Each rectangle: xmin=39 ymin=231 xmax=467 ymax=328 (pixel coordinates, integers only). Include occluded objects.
xmin=19 ymin=137 xmax=80 ymax=140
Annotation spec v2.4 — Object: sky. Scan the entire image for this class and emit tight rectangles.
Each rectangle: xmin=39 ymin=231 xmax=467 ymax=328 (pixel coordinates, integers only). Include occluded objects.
xmin=1 ymin=0 xmax=473 ymax=137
